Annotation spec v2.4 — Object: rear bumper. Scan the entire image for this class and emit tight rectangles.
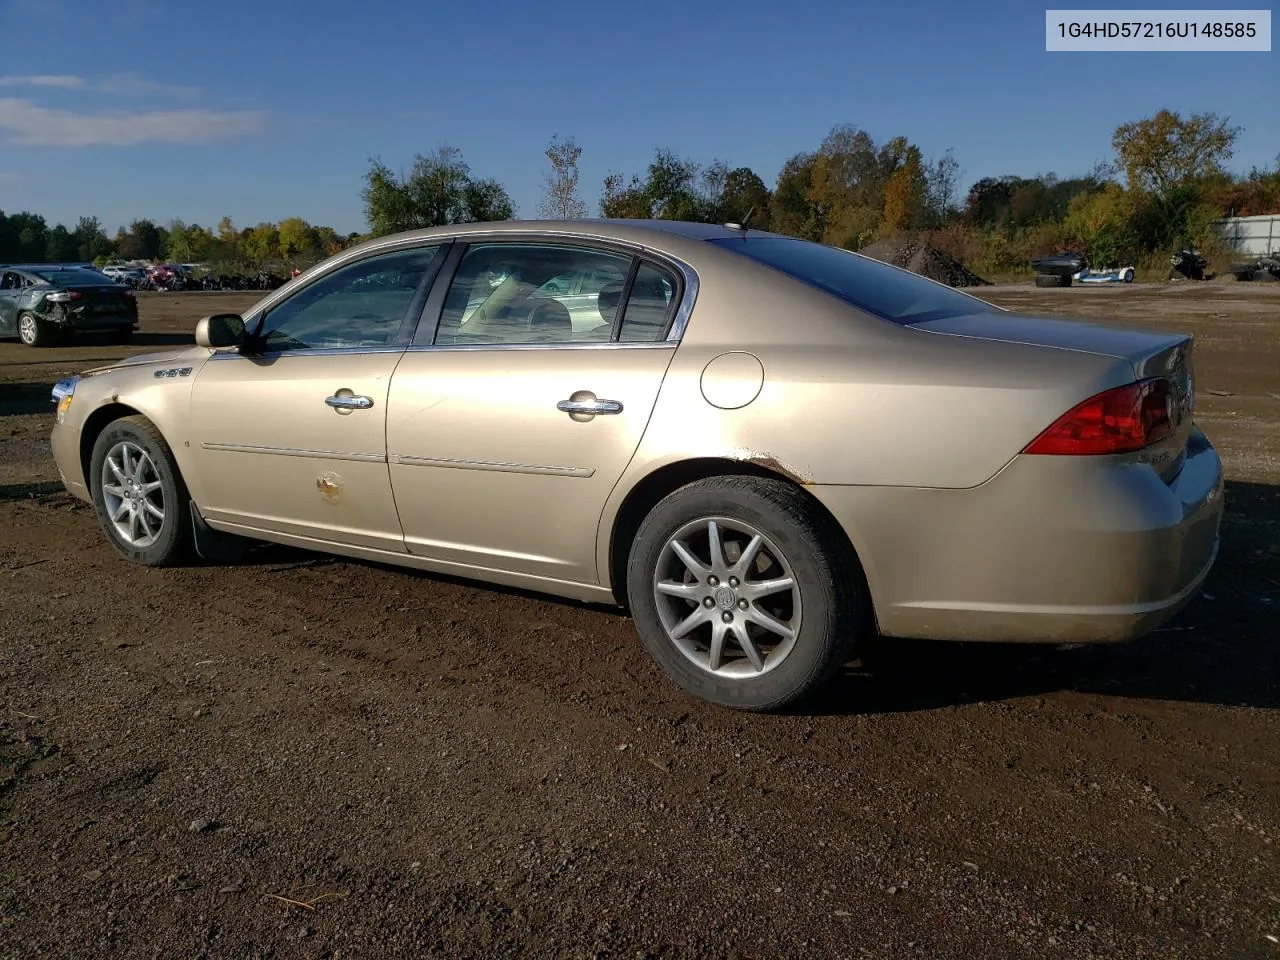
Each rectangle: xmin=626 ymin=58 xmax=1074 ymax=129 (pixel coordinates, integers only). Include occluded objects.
xmin=810 ymin=427 xmax=1225 ymax=644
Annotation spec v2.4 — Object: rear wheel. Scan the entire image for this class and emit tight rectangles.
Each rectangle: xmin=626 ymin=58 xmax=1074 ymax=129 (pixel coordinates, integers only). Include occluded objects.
xmin=89 ymin=416 xmax=195 ymax=566
xmin=627 ymin=476 xmax=862 ymax=712
xmin=17 ymin=312 xmax=54 ymax=347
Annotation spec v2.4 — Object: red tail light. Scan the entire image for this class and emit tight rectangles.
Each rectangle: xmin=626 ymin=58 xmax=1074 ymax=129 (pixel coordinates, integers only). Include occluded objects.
xmin=1024 ymin=378 xmax=1175 ymax=456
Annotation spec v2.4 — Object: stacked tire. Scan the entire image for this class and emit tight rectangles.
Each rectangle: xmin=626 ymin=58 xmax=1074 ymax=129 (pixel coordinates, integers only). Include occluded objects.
xmin=1034 ymin=273 xmax=1072 ymax=288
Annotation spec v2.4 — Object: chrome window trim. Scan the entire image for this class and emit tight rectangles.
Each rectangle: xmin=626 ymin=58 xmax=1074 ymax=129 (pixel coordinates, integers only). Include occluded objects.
xmin=207 ymin=345 xmax=407 ymax=360
xmin=394 ymin=455 xmax=594 ymax=478
xmin=405 ymin=341 xmax=676 ymax=354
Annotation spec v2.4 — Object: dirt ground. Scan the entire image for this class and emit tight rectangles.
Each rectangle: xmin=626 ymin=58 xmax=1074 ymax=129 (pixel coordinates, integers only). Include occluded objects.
xmin=2 ymin=285 xmax=1278 ymax=960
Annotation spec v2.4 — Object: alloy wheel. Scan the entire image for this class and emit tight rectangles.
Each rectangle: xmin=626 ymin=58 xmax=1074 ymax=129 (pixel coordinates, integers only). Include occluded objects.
xmin=653 ymin=517 xmax=802 ymax=678
xmin=100 ymin=441 xmax=165 ymax=548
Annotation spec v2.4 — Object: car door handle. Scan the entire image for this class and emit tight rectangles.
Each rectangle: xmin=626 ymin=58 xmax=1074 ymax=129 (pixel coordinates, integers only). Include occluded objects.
xmin=325 ymin=394 xmax=374 ymax=410
xmin=557 ymin=397 xmax=623 ymax=416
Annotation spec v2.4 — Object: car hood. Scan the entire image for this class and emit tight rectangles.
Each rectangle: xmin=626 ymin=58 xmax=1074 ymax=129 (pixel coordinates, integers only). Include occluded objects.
xmin=79 ymin=345 xmax=209 ymax=377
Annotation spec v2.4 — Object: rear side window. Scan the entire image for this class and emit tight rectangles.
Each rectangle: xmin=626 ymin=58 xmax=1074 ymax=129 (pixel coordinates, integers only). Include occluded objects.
xmin=618 ymin=262 xmax=677 ymax=342
xmin=709 ymin=237 xmax=996 ymax=325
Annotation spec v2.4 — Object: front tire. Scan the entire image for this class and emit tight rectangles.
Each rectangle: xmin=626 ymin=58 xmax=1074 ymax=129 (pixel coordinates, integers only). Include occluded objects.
xmin=89 ymin=416 xmax=195 ymax=566
xmin=627 ymin=476 xmax=862 ymax=712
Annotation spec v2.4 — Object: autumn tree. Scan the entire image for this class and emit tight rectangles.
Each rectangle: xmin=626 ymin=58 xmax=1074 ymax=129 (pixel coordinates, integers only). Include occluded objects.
xmin=539 ymin=135 xmax=587 ymax=219
xmin=881 ymin=151 xmax=926 ymax=233
xmin=1112 ymin=110 xmax=1241 ymax=199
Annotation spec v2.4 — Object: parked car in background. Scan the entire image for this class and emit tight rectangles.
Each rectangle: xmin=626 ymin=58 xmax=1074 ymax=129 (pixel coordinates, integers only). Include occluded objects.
xmin=0 ymin=264 xmax=138 ymax=346
xmin=47 ymin=220 xmax=1223 ymax=711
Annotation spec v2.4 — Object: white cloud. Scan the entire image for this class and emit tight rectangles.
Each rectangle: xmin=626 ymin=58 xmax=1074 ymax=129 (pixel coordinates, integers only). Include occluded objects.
xmin=97 ymin=73 xmax=200 ymax=98
xmin=0 ymin=75 xmax=86 ymax=89
xmin=0 ymin=98 xmax=267 ymax=147
xmin=0 ymin=73 xmax=200 ymax=97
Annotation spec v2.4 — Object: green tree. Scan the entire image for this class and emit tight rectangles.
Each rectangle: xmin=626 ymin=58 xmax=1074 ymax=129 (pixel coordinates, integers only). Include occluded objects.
xmin=243 ymin=222 xmax=280 ymax=264
xmin=363 ymin=147 xmax=513 ymax=235
xmin=46 ymin=223 xmax=79 ymax=262
xmin=278 ymin=216 xmax=321 ymax=263
xmin=716 ymin=167 xmax=771 ymax=228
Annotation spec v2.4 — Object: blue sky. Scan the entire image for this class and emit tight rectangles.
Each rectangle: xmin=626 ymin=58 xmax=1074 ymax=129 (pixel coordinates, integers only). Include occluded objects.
xmin=0 ymin=0 xmax=1275 ymax=235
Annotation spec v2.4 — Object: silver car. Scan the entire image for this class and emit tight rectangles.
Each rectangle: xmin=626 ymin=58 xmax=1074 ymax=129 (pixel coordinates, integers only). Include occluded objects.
xmin=48 ymin=220 xmax=1224 ymax=711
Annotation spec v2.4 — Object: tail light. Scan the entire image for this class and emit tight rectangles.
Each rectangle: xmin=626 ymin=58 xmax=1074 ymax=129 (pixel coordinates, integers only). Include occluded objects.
xmin=1024 ymin=378 xmax=1174 ymax=456
xmin=46 ymin=290 xmax=84 ymax=303
xmin=122 ymin=289 xmax=136 ymax=299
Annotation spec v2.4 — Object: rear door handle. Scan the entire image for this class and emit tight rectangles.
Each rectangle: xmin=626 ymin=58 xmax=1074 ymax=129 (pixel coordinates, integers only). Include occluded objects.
xmin=325 ymin=394 xmax=374 ymax=410
xmin=557 ymin=397 xmax=623 ymax=416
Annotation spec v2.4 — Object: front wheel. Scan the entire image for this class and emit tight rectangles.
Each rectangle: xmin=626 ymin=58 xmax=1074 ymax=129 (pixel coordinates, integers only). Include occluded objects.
xmin=89 ymin=416 xmax=195 ymax=566
xmin=627 ymin=476 xmax=863 ymax=712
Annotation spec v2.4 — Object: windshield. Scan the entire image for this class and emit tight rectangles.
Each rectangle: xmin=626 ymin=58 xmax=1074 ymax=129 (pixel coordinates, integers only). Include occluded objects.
xmin=34 ymin=268 xmax=118 ymax=286
xmin=709 ymin=236 xmax=997 ymax=325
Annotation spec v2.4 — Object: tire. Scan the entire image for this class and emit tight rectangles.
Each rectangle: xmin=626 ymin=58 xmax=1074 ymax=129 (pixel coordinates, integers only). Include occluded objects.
xmin=626 ymin=476 xmax=863 ymax=712
xmin=1034 ymin=273 xmax=1070 ymax=288
xmin=1121 ymin=268 xmax=1135 ymax=283
xmin=89 ymin=415 xmax=195 ymax=566
xmin=17 ymin=312 xmax=54 ymax=347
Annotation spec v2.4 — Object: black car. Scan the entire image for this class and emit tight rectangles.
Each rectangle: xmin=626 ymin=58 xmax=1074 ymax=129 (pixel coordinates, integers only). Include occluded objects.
xmin=0 ymin=265 xmax=139 ymax=347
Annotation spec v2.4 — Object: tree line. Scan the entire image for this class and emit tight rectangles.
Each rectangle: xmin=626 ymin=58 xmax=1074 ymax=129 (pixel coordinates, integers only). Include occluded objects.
xmin=0 ymin=211 xmax=363 ymax=273
xmin=3 ymin=109 xmax=1276 ymax=278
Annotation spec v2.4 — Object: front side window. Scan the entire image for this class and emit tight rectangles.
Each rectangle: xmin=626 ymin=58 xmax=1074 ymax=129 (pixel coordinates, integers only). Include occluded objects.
xmin=436 ymin=244 xmax=636 ymax=345
xmin=256 ymin=245 xmax=440 ymax=351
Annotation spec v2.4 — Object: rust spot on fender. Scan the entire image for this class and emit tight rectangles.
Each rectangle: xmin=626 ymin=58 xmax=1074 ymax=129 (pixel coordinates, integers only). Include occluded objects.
xmin=316 ymin=472 xmax=342 ymax=505
xmin=726 ymin=447 xmax=812 ymax=485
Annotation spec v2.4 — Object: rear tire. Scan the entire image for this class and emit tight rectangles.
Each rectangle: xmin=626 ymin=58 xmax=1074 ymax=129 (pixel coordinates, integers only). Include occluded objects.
xmin=89 ymin=416 xmax=196 ymax=567
xmin=626 ymin=476 xmax=863 ymax=712
xmin=17 ymin=312 xmax=54 ymax=347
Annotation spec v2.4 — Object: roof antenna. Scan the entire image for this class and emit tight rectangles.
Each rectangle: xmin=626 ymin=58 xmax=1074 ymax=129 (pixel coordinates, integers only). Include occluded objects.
xmin=725 ymin=206 xmax=754 ymax=234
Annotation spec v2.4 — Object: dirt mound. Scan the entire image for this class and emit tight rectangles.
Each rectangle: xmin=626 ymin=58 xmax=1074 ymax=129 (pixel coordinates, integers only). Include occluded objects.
xmin=858 ymin=237 xmax=990 ymax=287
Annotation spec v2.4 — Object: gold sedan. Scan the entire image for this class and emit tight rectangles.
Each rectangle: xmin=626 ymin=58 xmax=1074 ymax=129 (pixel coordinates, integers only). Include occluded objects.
xmin=49 ymin=220 xmax=1223 ymax=711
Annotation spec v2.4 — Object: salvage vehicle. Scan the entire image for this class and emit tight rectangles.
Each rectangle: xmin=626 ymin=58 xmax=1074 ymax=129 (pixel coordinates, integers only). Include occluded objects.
xmin=48 ymin=220 xmax=1224 ymax=711
xmin=1031 ymin=251 xmax=1088 ymax=288
xmin=1074 ymin=265 xmax=1136 ymax=284
xmin=0 ymin=264 xmax=139 ymax=346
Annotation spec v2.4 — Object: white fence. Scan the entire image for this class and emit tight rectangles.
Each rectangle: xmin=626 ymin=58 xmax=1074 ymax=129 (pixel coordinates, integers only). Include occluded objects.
xmin=1213 ymin=214 xmax=1280 ymax=256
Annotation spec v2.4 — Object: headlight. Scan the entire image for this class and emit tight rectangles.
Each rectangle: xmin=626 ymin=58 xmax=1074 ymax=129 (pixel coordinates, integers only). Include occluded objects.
xmin=52 ymin=376 xmax=78 ymax=423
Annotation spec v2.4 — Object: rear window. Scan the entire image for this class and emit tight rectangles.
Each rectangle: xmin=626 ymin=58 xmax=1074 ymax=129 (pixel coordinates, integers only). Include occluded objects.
xmin=709 ymin=236 xmax=996 ymax=325
xmin=33 ymin=268 xmax=116 ymax=286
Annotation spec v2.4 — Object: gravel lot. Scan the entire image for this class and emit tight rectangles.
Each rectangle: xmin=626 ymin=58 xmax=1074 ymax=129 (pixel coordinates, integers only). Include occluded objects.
xmin=2 ymin=285 xmax=1278 ymax=959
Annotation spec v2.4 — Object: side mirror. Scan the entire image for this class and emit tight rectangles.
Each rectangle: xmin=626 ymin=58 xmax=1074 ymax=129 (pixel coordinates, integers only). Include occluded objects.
xmin=195 ymin=314 xmax=246 ymax=349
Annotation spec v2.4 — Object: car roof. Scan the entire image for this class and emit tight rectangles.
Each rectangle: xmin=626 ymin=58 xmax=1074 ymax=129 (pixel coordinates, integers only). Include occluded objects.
xmin=345 ymin=218 xmax=789 ymax=254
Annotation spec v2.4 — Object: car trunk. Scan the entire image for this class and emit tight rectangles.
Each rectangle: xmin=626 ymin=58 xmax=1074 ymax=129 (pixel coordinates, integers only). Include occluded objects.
xmin=914 ymin=312 xmax=1197 ymax=483
xmin=59 ymin=284 xmax=136 ymax=322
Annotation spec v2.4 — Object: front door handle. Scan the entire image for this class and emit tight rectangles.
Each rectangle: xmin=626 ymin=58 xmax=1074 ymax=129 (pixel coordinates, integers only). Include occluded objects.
xmin=557 ymin=396 xmax=623 ymax=416
xmin=325 ymin=393 xmax=374 ymax=411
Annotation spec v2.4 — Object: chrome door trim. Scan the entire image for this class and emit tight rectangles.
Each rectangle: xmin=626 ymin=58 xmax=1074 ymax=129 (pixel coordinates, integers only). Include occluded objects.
xmin=394 ymin=454 xmax=595 ymax=478
xmin=201 ymin=442 xmax=387 ymax=463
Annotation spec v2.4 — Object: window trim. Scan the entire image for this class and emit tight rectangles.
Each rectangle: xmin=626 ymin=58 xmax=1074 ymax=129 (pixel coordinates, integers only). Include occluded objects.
xmin=410 ymin=237 xmax=687 ymax=350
